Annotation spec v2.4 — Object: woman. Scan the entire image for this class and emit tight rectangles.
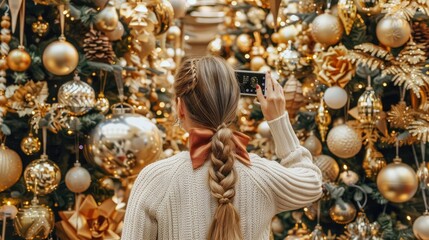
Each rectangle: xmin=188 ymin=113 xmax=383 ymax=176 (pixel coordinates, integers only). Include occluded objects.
xmin=122 ymin=56 xmax=322 ymax=240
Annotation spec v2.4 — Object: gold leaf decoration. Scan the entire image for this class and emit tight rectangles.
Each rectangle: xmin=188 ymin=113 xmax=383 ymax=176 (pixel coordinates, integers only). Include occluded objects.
xmin=380 ymin=132 xmax=417 ymax=146
xmin=397 ymin=41 xmax=427 ymax=65
xmin=7 ymin=81 xmax=48 ymax=117
xmin=387 ymin=101 xmax=415 ymax=129
xmin=408 ymin=119 xmax=429 ymax=143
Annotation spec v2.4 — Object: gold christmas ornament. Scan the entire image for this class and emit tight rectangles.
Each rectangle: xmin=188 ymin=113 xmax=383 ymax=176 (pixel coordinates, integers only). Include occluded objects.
xmin=167 ymin=25 xmax=181 ymax=40
xmin=95 ymin=93 xmax=110 ymax=114
xmin=356 ymin=0 xmax=383 ymax=16
xmin=58 ymin=74 xmax=95 ymax=116
xmin=387 ymin=101 xmax=414 ymax=129
xmin=413 ymin=212 xmax=429 ymax=240
xmin=376 ymin=15 xmax=411 ymax=48
xmin=315 ymin=97 xmax=331 ymax=142
xmin=31 ymin=16 xmax=49 ymax=38
xmin=277 ymin=43 xmax=301 ymax=76
xmin=313 ymin=154 xmax=340 ymax=182
xmin=86 ymin=108 xmax=163 ymax=178
xmin=278 ymin=25 xmax=300 ymax=43
xmin=7 ymin=48 xmax=31 ymax=72
xmin=257 ymin=121 xmax=272 ymax=138
xmin=327 ymin=124 xmax=362 ymax=158
xmin=14 ymin=201 xmax=54 ymax=240
xmin=0 ymin=144 xmax=23 ymax=192
xmin=24 ymin=155 xmax=61 ymax=195
xmin=283 ymin=75 xmax=305 ymax=118
xmin=311 ymin=10 xmax=344 ymax=47
xmin=323 ymin=86 xmax=348 ymax=109
xmin=42 ymin=39 xmax=79 ymax=75
xmin=104 ymin=21 xmax=125 ymax=41
xmin=417 ymin=162 xmax=429 ymax=187
xmin=303 ymin=131 xmax=322 ymax=156
xmin=20 ymin=133 xmax=41 ymax=155
xmin=250 ymin=56 xmax=266 ymax=71
xmin=207 ymin=36 xmax=225 ymax=56
xmin=329 ymin=201 xmax=357 ymax=224
xmin=345 ymin=212 xmax=382 ymax=239
xmin=150 ymin=0 xmax=174 ymax=35
xmin=376 ymin=157 xmax=418 ymax=203
xmin=363 ymin=146 xmax=386 ymax=178
xmin=236 ymin=33 xmax=253 ymax=53
xmin=65 ymin=162 xmax=91 ymax=193
xmin=95 ymin=1 xmax=119 ymax=32
xmin=357 ymin=83 xmax=382 ymax=129
xmin=338 ymin=0 xmax=357 ymax=35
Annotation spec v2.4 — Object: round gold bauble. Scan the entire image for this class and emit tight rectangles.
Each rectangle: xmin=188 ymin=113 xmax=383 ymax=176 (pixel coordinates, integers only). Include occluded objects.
xmin=277 ymin=46 xmax=300 ymax=75
xmin=313 ymin=154 xmax=339 ymax=182
xmin=271 ymin=216 xmax=284 ymax=234
xmin=271 ymin=32 xmax=280 ymax=44
xmin=376 ymin=15 xmax=411 ymax=48
xmin=14 ymin=203 xmax=54 ymax=240
xmin=227 ymin=56 xmax=239 ymax=68
xmin=311 ymin=11 xmax=344 ymax=47
xmin=413 ymin=213 xmax=429 ymax=240
xmin=7 ymin=48 xmax=31 ymax=72
xmin=329 ymin=202 xmax=357 ymax=224
xmin=236 ymin=34 xmax=253 ymax=53
xmin=65 ymin=162 xmax=91 ymax=193
xmin=327 ymin=124 xmax=362 ymax=159
xmin=0 ymin=58 xmax=8 ymax=71
xmin=58 ymin=75 xmax=95 ymax=116
xmin=104 ymin=21 xmax=124 ymax=41
xmin=24 ymin=155 xmax=61 ymax=195
xmin=86 ymin=112 xmax=163 ymax=178
xmin=303 ymin=132 xmax=322 ymax=156
xmin=20 ymin=134 xmax=41 ymax=156
xmin=250 ymin=56 xmax=266 ymax=71
xmin=376 ymin=158 xmax=418 ymax=203
xmin=356 ymin=0 xmax=384 ymax=16
xmin=95 ymin=95 xmax=110 ymax=114
xmin=42 ymin=40 xmax=79 ymax=76
xmin=0 ymin=144 xmax=22 ymax=192
xmin=207 ymin=36 xmax=224 ymax=56
xmin=278 ymin=25 xmax=299 ymax=43
xmin=95 ymin=1 xmax=119 ymax=32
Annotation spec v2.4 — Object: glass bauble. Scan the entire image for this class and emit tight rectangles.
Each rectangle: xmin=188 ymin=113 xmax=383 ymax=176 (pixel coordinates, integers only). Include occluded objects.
xmin=65 ymin=162 xmax=91 ymax=193
xmin=86 ymin=112 xmax=163 ymax=178
xmin=329 ymin=201 xmax=357 ymax=224
xmin=57 ymin=74 xmax=95 ymax=116
xmin=20 ymin=134 xmax=41 ymax=156
xmin=42 ymin=39 xmax=79 ymax=76
xmin=14 ymin=202 xmax=54 ymax=240
xmin=24 ymin=155 xmax=61 ymax=195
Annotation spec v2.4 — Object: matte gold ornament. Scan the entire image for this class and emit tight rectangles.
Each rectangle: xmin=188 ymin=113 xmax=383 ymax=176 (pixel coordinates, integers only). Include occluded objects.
xmin=95 ymin=1 xmax=119 ymax=32
xmin=327 ymin=124 xmax=362 ymax=158
xmin=236 ymin=33 xmax=253 ymax=53
xmin=20 ymin=133 xmax=41 ymax=156
xmin=24 ymin=155 xmax=61 ymax=195
xmin=0 ymin=144 xmax=23 ymax=192
xmin=14 ymin=200 xmax=54 ymax=240
xmin=413 ymin=212 xmax=429 ymax=240
xmin=357 ymin=83 xmax=382 ymax=129
xmin=315 ymin=97 xmax=331 ymax=142
xmin=303 ymin=131 xmax=322 ymax=156
xmin=311 ymin=10 xmax=344 ymax=47
xmin=356 ymin=0 xmax=383 ymax=16
xmin=31 ymin=16 xmax=49 ymax=38
xmin=376 ymin=157 xmax=418 ymax=203
xmin=313 ymin=154 xmax=340 ymax=182
xmin=42 ymin=39 xmax=79 ymax=75
xmin=65 ymin=162 xmax=91 ymax=193
xmin=376 ymin=15 xmax=411 ymax=48
xmin=283 ymin=75 xmax=305 ymax=119
xmin=338 ymin=0 xmax=357 ymax=35
xmin=57 ymin=74 xmax=95 ymax=116
xmin=7 ymin=48 xmax=31 ymax=72
xmin=329 ymin=201 xmax=357 ymax=224
xmin=86 ymin=108 xmax=163 ymax=178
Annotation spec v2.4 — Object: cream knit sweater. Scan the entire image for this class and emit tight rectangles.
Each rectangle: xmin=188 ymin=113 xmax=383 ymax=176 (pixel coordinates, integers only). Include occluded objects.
xmin=122 ymin=113 xmax=323 ymax=240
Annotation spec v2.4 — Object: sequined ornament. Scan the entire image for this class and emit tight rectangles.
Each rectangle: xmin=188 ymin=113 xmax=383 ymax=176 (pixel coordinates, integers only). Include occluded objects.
xmin=31 ymin=16 xmax=49 ymax=38
xmin=20 ymin=133 xmax=41 ymax=156
xmin=338 ymin=0 xmax=357 ymax=35
xmin=57 ymin=73 xmax=95 ymax=116
xmin=277 ymin=41 xmax=300 ymax=76
xmin=24 ymin=154 xmax=61 ymax=195
xmin=14 ymin=200 xmax=54 ymax=240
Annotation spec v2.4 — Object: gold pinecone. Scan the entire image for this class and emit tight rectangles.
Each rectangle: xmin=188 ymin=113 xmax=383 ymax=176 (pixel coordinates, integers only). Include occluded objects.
xmin=412 ymin=21 xmax=429 ymax=57
xmin=83 ymin=28 xmax=116 ymax=63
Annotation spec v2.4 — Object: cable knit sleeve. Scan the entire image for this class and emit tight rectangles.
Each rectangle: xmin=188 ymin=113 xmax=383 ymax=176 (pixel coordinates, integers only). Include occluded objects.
xmin=256 ymin=112 xmax=323 ymax=213
xmin=121 ymin=166 xmax=159 ymax=240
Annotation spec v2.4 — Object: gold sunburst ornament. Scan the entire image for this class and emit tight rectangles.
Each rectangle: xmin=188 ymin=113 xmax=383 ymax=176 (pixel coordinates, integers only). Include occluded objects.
xmin=387 ymin=101 xmax=415 ymax=129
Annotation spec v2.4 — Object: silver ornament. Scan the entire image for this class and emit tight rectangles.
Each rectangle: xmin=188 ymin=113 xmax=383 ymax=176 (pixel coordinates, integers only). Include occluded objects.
xmin=58 ymin=74 xmax=95 ymax=116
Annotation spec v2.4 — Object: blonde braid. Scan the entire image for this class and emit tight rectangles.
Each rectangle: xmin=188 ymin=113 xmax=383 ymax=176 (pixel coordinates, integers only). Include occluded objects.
xmin=208 ymin=124 xmax=243 ymax=240
xmin=183 ymin=59 xmax=199 ymax=95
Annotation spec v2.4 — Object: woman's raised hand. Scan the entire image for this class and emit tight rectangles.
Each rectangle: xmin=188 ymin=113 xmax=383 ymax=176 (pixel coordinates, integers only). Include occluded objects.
xmin=255 ymin=72 xmax=286 ymax=121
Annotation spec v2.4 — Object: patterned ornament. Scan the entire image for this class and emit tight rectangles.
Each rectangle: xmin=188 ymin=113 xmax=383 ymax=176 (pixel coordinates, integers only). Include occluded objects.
xmin=344 ymin=212 xmax=382 ymax=239
xmin=387 ymin=101 xmax=414 ymax=129
xmin=0 ymin=144 xmax=22 ymax=192
xmin=14 ymin=200 xmax=54 ymax=240
xmin=376 ymin=15 xmax=411 ymax=48
xmin=65 ymin=162 xmax=91 ymax=193
xmin=20 ymin=133 xmax=41 ymax=155
xmin=42 ymin=39 xmax=79 ymax=76
xmin=57 ymin=73 xmax=95 ymax=116
xmin=83 ymin=28 xmax=116 ymax=64
xmin=315 ymin=97 xmax=331 ymax=142
xmin=24 ymin=155 xmax=61 ymax=195
xmin=283 ymin=75 xmax=305 ymax=119
xmin=329 ymin=201 xmax=357 ymax=224
xmin=413 ymin=212 xmax=429 ymax=240
xmin=31 ymin=16 xmax=49 ymax=38
xmin=376 ymin=157 xmax=418 ymax=203
xmin=357 ymin=84 xmax=382 ymax=130
xmin=95 ymin=1 xmax=119 ymax=32
xmin=313 ymin=154 xmax=340 ymax=182
xmin=338 ymin=0 xmax=357 ymax=35
xmin=311 ymin=10 xmax=344 ymax=47
xmin=327 ymin=124 xmax=362 ymax=158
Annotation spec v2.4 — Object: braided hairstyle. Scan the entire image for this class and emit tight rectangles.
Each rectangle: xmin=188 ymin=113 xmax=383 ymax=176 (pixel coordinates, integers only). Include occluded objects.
xmin=174 ymin=56 xmax=243 ymax=240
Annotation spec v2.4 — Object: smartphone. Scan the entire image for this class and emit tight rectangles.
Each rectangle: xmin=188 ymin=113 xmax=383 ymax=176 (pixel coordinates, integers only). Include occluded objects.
xmin=235 ymin=70 xmax=266 ymax=96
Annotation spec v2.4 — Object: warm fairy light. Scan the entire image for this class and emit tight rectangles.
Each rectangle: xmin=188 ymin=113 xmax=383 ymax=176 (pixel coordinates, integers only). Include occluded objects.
xmin=160 ymin=88 xmax=166 ymax=92
xmin=159 ymin=102 xmax=165 ymax=108
xmin=303 ymin=207 xmax=308 ymax=212
xmin=407 ymin=215 xmax=411 ymax=221
xmin=231 ymin=1 xmax=237 ymax=5
xmin=343 ymin=165 xmax=348 ymax=171
xmin=156 ymin=110 xmax=162 ymax=115
xmin=92 ymin=72 xmax=96 ymax=76
xmin=244 ymin=54 xmax=250 ymax=59
xmin=184 ymin=35 xmax=190 ymax=41
xmin=358 ymin=84 xmax=363 ymax=89
xmin=6 ymin=201 xmax=11 ymax=205
xmin=383 ymin=82 xmax=387 ymax=87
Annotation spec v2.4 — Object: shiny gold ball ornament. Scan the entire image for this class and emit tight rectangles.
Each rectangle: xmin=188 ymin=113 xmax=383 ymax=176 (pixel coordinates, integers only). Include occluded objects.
xmin=95 ymin=93 xmax=110 ymax=114
xmin=313 ymin=154 xmax=340 ymax=182
xmin=311 ymin=10 xmax=344 ymax=47
xmin=0 ymin=144 xmax=23 ymax=192
xmin=278 ymin=25 xmax=300 ymax=43
xmin=31 ymin=16 xmax=49 ymax=38
xmin=14 ymin=202 xmax=54 ymax=240
xmin=376 ymin=157 xmax=418 ymax=203
xmin=86 ymin=110 xmax=163 ymax=178
xmin=327 ymin=124 xmax=362 ymax=158
xmin=104 ymin=21 xmax=124 ymax=41
xmin=413 ymin=213 xmax=429 ymax=240
xmin=65 ymin=162 xmax=91 ymax=193
xmin=303 ymin=131 xmax=322 ymax=156
xmin=42 ymin=39 xmax=79 ymax=75
xmin=7 ymin=48 xmax=31 ymax=72
xmin=356 ymin=0 xmax=384 ymax=16
xmin=236 ymin=34 xmax=253 ymax=53
xmin=376 ymin=15 xmax=411 ymax=48
xmin=20 ymin=133 xmax=41 ymax=156
xmin=277 ymin=43 xmax=300 ymax=76
xmin=329 ymin=202 xmax=357 ymax=224
xmin=250 ymin=56 xmax=266 ymax=71
xmin=95 ymin=1 xmax=119 ymax=32
xmin=24 ymin=155 xmax=61 ymax=195
xmin=58 ymin=74 xmax=95 ymax=116
xmin=357 ymin=85 xmax=382 ymax=129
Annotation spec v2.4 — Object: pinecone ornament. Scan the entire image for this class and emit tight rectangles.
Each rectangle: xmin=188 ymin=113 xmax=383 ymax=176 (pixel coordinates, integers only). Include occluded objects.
xmin=83 ymin=28 xmax=116 ymax=63
xmin=412 ymin=21 xmax=429 ymax=57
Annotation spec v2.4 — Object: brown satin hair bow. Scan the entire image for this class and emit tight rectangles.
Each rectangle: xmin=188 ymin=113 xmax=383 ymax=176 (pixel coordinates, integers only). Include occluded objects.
xmin=188 ymin=128 xmax=251 ymax=169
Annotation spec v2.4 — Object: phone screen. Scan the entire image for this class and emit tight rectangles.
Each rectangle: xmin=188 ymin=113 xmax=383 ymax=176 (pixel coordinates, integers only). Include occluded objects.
xmin=235 ymin=70 xmax=266 ymax=96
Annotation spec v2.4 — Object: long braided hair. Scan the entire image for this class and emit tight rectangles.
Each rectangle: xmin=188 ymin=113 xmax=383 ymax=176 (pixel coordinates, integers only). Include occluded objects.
xmin=174 ymin=56 xmax=243 ymax=240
